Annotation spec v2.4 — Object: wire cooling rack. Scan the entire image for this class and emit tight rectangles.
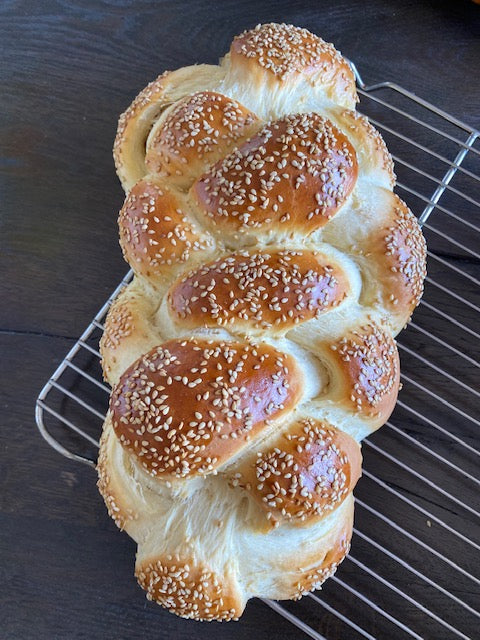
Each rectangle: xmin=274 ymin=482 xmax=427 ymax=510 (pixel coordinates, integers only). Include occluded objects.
xmin=36 ymin=63 xmax=480 ymax=640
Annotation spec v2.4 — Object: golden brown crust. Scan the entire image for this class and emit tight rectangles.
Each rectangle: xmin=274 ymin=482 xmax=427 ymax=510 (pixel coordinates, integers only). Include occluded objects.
xmin=113 ymin=65 xmax=226 ymax=191
xmin=98 ymin=22 xmax=427 ymax=620
xmin=118 ymin=179 xmax=214 ymax=286
xmin=101 ymin=295 xmax=135 ymax=355
xmin=329 ymin=323 xmax=400 ymax=428
xmin=229 ymin=23 xmax=357 ymax=107
xmin=145 ymin=91 xmax=259 ymax=188
xmin=168 ymin=248 xmax=350 ymax=333
xmin=193 ymin=112 xmax=357 ymax=235
xmin=136 ymin=553 xmax=244 ymax=621
xmin=110 ymin=338 xmax=302 ymax=478
xmin=320 ymin=187 xmax=427 ymax=333
xmin=114 ymin=70 xmax=172 ymax=188
xmin=368 ymin=195 xmax=427 ymax=322
xmin=234 ymin=417 xmax=361 ymax=527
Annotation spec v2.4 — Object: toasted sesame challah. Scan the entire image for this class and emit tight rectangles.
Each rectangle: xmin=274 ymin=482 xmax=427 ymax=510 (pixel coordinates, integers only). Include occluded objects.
xmin=97 ymin=23 xmax=426 ymax=621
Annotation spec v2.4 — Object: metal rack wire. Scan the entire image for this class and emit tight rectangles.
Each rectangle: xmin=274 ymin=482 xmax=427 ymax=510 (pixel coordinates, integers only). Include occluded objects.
xmin=35 ymin=63 xmax=480 ymax=640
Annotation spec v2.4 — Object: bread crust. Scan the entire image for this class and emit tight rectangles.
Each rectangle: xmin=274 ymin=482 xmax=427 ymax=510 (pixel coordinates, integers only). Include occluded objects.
xmin=168 ymin=248 xmax=350 ymax=334
xmin=228 ymin=23 xmax=357 ymax=109
xmin=145 ymin=91 xmax=259 ymax=189
xmin=193 ymin=112 xmax=358 ymax=236
xmin=110 ymin=338 xmax=303 ymax=478
xmin=98 ymin=22 xmax=426 ymax=620
xmin=118 ymin=179 xmax=215 ymax=287
xmin=114 ymin=65 xmax=227 ymax=191
xmin=233 ymin=416 xmax=362 ymax=527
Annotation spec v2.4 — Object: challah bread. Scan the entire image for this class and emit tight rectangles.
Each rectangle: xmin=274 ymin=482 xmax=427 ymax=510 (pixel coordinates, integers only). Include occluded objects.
xmin=98 ymin=23 xmax=426 ymax=620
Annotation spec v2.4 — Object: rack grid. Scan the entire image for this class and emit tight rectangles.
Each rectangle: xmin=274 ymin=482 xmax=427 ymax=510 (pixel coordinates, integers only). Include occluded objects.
xmin=35 ymin=63 xmax=480 ymax=640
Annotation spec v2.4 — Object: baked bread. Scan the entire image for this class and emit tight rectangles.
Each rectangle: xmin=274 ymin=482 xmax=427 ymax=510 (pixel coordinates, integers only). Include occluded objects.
xmin=97 ymin=23 xmax=426 ymax=621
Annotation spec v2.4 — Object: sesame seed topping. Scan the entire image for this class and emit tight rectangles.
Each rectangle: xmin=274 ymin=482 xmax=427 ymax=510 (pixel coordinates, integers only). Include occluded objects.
xmin=145 ymin=91 xmax=258 ymax=181
xmin=231 ymin=23 xmax=347 ymax=81
xmin=194 ymin=112 xmax=357 ymax=234
xmin=137 ymin=555 xmax=239 ymax=621
xmin=341 ymin=109 xmax=395 ymax=185
xmin=106 ymin=22 xmax=426 ymax=618
xmin=100 ymin=296 xmax=133 ymax=353
xmin=110 ymin=338 xmax=301 ymax=478
xmin=246 ymin=418 xmax=358 ymax=524
xmin=383 ymin=200 xmax=427 ymax=311
xmin=169 ymin=248 xmax=348 ymax=332
xmin=114 ymin=70 xmax=171 ymax=172
xmin=118 ymin=180 xmax=213 ymax=280
xmin=332 ymin=324 xmax=399 ymax=418
xmin=292 ymin=534 xmax=351 ymax=599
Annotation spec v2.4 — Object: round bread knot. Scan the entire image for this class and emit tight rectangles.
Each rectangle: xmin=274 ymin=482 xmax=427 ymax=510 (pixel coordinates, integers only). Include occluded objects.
xmin=328 ymin=323 xmax=400 ymax=427
xmin=118 ymin=179 xmax=214 ymax=286
xmin=228 ymin=23 xmax=357 ymax=109
xmin=232 ymin=417 xmax=362 ymax=527
xmin=136 ymin=553 xmax=244 ymax=621
xmin=145 ymin=91 xmax=259 ymax=189
xmin=380 ymin=196 xmax=427 ymax=313
xmin=99 ymin=22 xmax=427 ymax=620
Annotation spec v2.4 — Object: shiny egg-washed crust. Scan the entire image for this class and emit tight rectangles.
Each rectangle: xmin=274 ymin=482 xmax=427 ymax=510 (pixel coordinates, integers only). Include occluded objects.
xmin=193 ymin=112 xmax=358 ymax=236
xmin=110 ymin=338 xmax=303 ymax=478
xmin=145 ymin=91 xmax=259 ymax=190
xmin=232 ymin=417 xmax=362 ymax=528
xmin=98 ymin=23 xmax=427 ymax=620
xmin=98 ymin=414 xmax=356 ymax=614
xmin=327 ymin=323 xmax=400 ymax=427
xmin=167 ymin=248 xmax=351 ymax=334
xmin=229 ymin=23 xmax=357 ymax=109
xmin=117 ymin=179 xmax=215 ymax=288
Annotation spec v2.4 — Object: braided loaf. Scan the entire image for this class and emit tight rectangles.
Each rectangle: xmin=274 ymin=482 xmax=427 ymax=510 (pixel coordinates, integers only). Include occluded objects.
xmin=97 ymin=23 xmax=426 ymax=621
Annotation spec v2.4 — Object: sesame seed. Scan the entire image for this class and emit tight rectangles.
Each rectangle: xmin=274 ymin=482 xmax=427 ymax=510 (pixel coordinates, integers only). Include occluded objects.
xmin=169 ymin=249 xmax=348 ymax=332
xmin=194 ymin=111 xmax=357 ymax=233
xmin=110 ymin=338 xmax=299 ymax=478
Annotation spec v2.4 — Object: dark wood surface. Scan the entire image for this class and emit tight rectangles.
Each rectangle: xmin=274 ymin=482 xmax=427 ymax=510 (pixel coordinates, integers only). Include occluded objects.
xmin=2 ymin=1 xmax=479 ymax=639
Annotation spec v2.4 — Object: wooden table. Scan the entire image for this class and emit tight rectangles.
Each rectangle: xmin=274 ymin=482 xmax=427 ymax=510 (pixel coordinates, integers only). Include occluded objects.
xmin=2 ymin=1 xmax=479 ymax=638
